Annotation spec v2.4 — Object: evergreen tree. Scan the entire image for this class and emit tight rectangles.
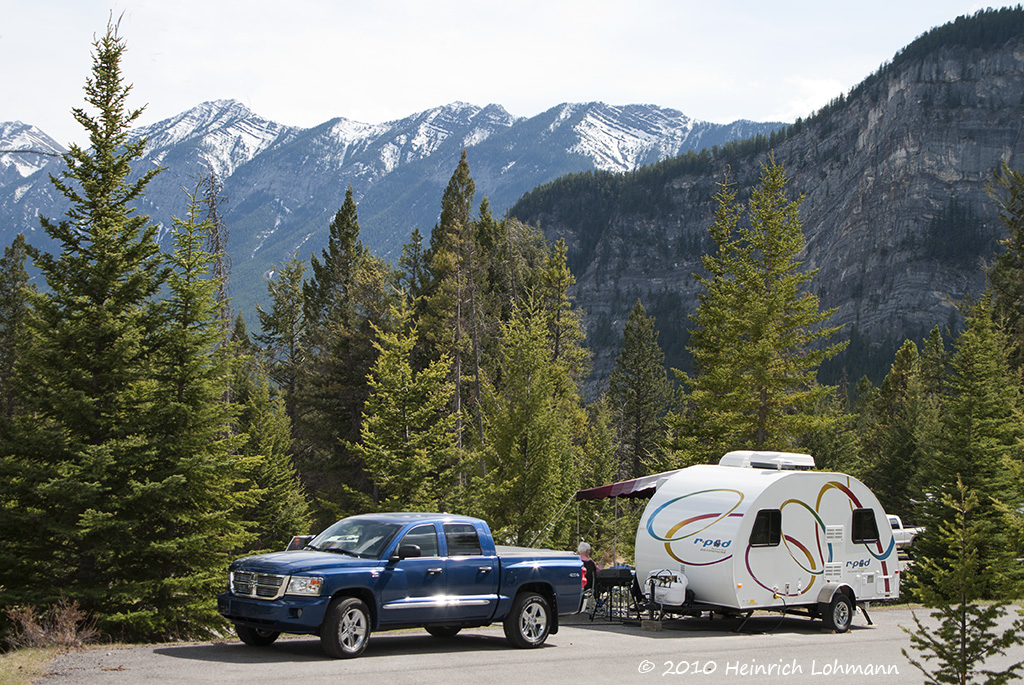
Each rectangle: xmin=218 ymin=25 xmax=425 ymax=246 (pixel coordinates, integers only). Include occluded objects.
xmin=398 ymin=227 xmax=428 ymax=302
xmin=797 ymin=386 xmax=859 ymax=474
xmin=683 ymin=159 xmax=846 ymax=458
xmin=235 ymin=369 xmax=311 ymax=550
xmin=608 ymin=299 xmax=672 ymax=478
xmin=255 ymin=255 xmax=306 ymax=418
xmin=540 ymin=239 xmax=589 ymax=378
xmin=858 ymin=339 xmax=935 ymax=516
xmin=297 ymin=187 xmax=396 ymax=524
xmin=0 ymin=22 xmax=174 ymax=639
xmin=0 ymin=234 xmax=32 ymax=426
xmin=913 ymin=296 xmax=1023 ymax=599
xmin=201 ymin=172 xmax=231 ymax=332
xmin=423 ymin=151 xmax=481 ymax=452
xmin=920 ymin=325 xmax=950 ymax=398
xmin=227 ymin=308 xmax=310 ymax=549
xmin=987 ymin=160 xmax=1024 ymax=370
xmin=495 ymin=217 xmax=549 ymax=315
xmin=478 ymin=301 xmax=575 ymax=546
xmin=903 ymin=478 xmax=1024 ymax=685
xmin=230 ymin=311 xmax=256 ymax=358
xmin=575 ymin=395 xmax=620 ymax=555
xmin=139 ymin=182 xmax=251 ymax=638
xmin=352 ymin=300 xmax=458 ymax=511
xmin=304 ymin=186 xmax=363 ymax=330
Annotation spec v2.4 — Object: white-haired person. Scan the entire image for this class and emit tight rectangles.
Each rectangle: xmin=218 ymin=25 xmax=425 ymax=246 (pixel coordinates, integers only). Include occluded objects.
xmin=577 ymin=541 xmax=599 ymax=596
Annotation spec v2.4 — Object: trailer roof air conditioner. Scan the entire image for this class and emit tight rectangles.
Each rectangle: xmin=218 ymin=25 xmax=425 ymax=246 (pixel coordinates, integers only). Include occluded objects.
xmin=718 ymin=450 xmax=815 ymax=470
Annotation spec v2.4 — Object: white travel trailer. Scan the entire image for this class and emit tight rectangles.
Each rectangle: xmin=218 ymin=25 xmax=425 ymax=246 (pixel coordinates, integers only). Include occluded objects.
xmin=635 ymin=451 xmax=900 ymax=632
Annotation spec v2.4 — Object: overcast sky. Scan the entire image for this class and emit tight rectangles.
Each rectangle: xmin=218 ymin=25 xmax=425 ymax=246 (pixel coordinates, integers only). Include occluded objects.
xmin=2 ymin=0 xmax=1003 ymax=147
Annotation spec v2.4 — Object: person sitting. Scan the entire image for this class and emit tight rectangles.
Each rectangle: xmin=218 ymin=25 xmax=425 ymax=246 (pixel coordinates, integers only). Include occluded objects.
xmin=578 ymin=541 xmax=599 ymax=592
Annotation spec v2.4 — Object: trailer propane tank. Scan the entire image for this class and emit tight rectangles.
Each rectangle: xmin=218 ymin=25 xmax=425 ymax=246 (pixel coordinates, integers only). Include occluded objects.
xmin=647 ymin=568 xmax=689 ymax=607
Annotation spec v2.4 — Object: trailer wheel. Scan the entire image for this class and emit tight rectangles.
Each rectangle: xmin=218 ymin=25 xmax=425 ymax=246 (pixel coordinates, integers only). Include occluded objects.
xmin=504 ymin=591 xmax=551 ymax=648
xmin=321 ymin=597 xmax=371 ymax=658
xmin=235 ymin=624 xmax=280 ymax=646
xmin=823 ymin=593 xmax=853 ymax=633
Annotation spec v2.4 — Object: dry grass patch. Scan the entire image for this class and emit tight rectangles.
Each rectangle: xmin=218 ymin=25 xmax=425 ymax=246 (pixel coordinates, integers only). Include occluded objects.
xmin=0 ymin=646 xmax=60 ymax=685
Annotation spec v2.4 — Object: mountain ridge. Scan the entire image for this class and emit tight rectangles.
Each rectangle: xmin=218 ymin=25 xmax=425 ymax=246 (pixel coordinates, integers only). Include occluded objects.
xmin=0 ymin=98 xmax=783 ymax=314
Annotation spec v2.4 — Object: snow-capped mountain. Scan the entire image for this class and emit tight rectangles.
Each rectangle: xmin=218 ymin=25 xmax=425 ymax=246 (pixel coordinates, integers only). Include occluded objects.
xmin=0 ymin=122 xmax=65 ymax=182
xmin=0 ymin=99 xmax=783 ymax=313
xmin=134 ymin=99 xmax=301 ymax=179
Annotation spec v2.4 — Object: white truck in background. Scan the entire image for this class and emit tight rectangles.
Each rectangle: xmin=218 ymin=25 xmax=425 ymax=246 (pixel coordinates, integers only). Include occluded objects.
xmin=888 ymin=515 xmax=923 ymax=550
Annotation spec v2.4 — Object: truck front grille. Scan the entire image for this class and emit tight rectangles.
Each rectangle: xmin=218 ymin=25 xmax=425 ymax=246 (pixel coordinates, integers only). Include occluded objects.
xmin=230 ymin=571 xmax=289 ymax=600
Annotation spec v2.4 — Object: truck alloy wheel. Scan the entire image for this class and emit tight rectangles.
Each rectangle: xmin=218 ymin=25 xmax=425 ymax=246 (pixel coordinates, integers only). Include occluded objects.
xmin=504 ymin=591 xmax=551 ymax=648
xmin=321 ymin=597 xmax=371 ymax=658
xmin=824 ymin=593 xmax=853 ymax=633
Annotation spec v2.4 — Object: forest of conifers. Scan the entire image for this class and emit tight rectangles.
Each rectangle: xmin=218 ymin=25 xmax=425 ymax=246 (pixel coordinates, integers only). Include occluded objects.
xmin=1 ymin=19 xmax=1023 ymax=645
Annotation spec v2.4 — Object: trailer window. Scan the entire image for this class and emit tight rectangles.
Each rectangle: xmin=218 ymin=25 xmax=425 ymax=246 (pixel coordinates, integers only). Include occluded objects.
xmin=852 ymin=509 xmax=879 ymax=543
xmin=749 ymin=509 xmax=782 ymax=547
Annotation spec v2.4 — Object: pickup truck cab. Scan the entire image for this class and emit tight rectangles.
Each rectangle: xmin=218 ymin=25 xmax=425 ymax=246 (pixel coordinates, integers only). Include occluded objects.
xmin=888 ymin=515 xmax=924 ymax=550
xmin=218 ymin=512 xmax=584 ymax=658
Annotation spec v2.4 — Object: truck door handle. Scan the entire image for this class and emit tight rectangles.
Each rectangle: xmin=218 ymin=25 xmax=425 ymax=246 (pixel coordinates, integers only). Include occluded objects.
xmin=427 ymin=568 xmax=443 ymax=575
xmin=478 ymin=566 xmax=493 ymax=573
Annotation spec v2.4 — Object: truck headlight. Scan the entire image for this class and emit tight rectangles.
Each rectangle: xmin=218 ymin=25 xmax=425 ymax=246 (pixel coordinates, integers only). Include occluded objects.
xmin=286 ymin=575 xmax=324 ymax=596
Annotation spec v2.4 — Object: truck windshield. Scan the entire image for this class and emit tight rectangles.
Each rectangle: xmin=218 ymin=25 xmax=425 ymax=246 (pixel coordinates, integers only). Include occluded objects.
xmin=309 ymin=518 xmax=403 ymax=559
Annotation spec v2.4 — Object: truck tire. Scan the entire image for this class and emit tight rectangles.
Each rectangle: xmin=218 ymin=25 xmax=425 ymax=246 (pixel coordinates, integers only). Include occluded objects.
xmin=823 ymin=593 xmax=853 ymax=633
xmin=504 ymin=591 xmax=551 ymax=648
xmin=321 ymin=597 xmax=371 ymax=658
xmin=426 ymin=626 xmax=462 ymax=638
xmin=235 ymin=624 xmax=280 ymax=647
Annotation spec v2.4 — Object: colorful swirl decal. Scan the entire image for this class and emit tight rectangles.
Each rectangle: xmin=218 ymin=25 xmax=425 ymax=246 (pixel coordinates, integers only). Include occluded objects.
xmin=646 ymin=489 xmax=744 ymax=566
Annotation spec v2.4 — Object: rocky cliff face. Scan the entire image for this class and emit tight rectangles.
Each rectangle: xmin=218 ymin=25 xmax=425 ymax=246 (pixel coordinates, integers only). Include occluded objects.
xmin=512 ymin=37 xmax=1024 ymax=388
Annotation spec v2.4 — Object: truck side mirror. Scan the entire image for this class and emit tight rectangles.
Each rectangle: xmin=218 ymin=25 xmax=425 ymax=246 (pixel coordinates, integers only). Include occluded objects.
xmin=390 ymin=544 xmax=421 ymax=562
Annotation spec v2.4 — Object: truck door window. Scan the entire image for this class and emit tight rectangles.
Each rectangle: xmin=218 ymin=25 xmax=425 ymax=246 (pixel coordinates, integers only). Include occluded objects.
xmin=749 ymin=509 xmax=782 ymax=547
xmin=852 ymin=509 xmax=879 ymax=543
xmin=444 ymin=523 xmax=483 ymax=556
xmin=400 ymin=524 xmax=439 ymax=557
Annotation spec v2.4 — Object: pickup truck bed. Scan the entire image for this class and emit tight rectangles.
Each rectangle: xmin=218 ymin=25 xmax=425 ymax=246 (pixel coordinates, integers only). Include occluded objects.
xmin=218 ymin=513 xmax=584 ymax=658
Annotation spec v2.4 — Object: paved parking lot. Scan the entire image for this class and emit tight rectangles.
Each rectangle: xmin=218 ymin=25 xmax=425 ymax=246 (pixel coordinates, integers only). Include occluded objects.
xmin=34 ymin=605 xmax=1024 ymax=685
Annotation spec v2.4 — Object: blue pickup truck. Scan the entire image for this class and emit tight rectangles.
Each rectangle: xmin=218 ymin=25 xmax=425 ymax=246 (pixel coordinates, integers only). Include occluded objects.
xmin=217 ymin=512 xmax=585 ymax=658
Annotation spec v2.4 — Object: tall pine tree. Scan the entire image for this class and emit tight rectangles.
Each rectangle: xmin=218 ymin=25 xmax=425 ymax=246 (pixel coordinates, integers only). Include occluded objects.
xmin=255 ymin=255 xmax=307 ymax=418
xmin=857 ymin=339 xmax=935 ymax=517
xmin=608 ymin=299 xmax=672 ymax=478
xmin=297 ymin=187 xmax=396 ymax=524
xmin=0 ymin=234 xmax=32 ymax=427
xmin=0 ymin=23 xmax=199 ymax=639
xmin=479 ymin=301 xmax=576 ymax=546
xmin=683 ymin=158 xmax=845 ymax=459
xmin=423 ymin=151 xmax=481 ymax=453
xmin=235 ymin=369 xmax=311 ymax=550
xmin=352 ymin=300 xmax=459 ymax=511
xmin=139 ymin=182 xmax=251 ymax=638
xmin=913 ymin=295 xmax=1024 ymax=599
xmin=988 ymin=160 xmax=1024 ymax=370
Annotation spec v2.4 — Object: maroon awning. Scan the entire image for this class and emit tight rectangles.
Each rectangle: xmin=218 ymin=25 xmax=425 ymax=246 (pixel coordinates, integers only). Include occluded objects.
xmin=574 ymin=469 xmax=685 ymax=502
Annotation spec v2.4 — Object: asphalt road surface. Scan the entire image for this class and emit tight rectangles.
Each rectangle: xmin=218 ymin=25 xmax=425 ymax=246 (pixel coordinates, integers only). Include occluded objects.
xmin=37 ymin=606 xmax=1024 ymax=685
